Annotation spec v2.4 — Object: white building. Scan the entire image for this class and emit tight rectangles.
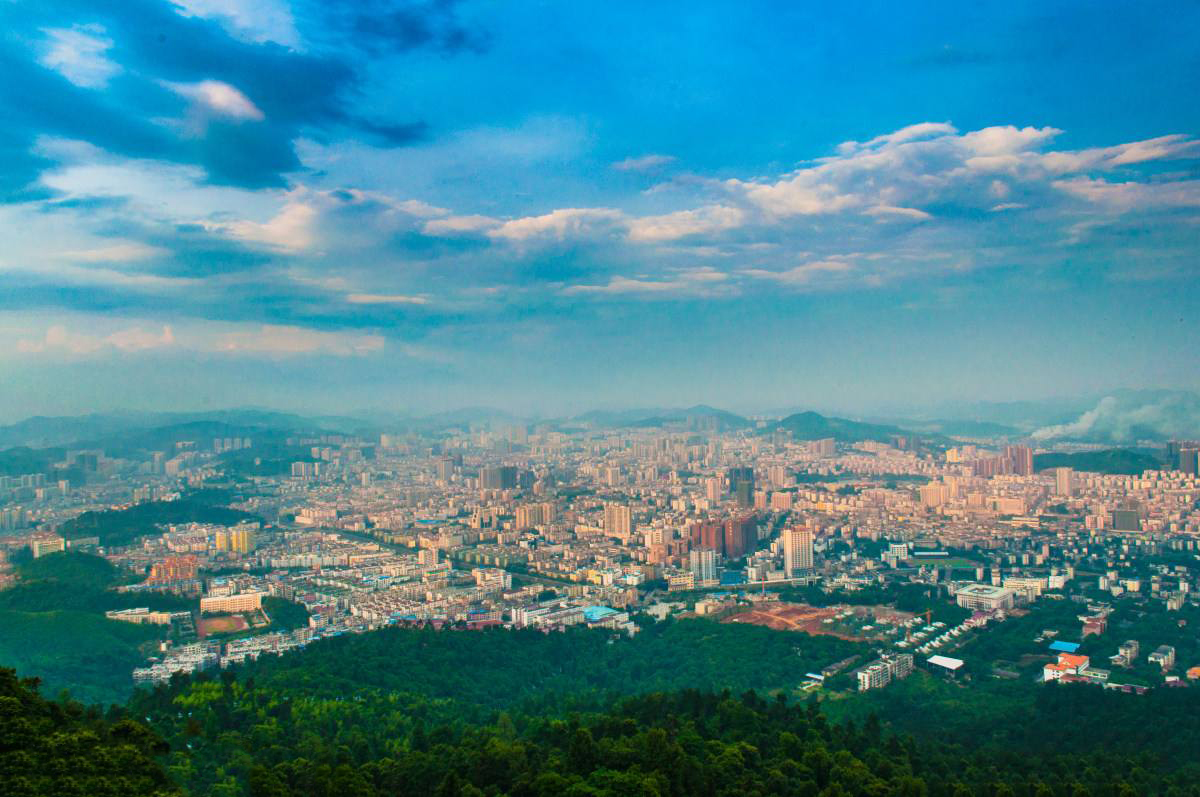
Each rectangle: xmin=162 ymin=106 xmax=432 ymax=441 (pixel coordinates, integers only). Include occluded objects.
xmin=783 ymin=527 xmax=814 ymax=577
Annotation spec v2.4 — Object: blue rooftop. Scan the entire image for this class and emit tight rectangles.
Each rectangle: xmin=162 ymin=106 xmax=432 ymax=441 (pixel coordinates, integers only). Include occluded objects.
xmin=583 ymin=606 xmax=618 ymax=622
xmin=1050 ymin=640 xmax=1080 ymax=653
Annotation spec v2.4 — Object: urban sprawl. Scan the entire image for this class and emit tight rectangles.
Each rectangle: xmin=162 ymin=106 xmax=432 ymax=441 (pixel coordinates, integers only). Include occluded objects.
xmin=3 ymin=422 xmax=1200 ymax=694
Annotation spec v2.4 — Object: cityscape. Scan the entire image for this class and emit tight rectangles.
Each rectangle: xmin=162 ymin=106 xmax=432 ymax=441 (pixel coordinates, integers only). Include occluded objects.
xmin=3 ymin=0 xmax=1200 ymax=795
xmin=3 ymin=407 xmax=1200 ymax=697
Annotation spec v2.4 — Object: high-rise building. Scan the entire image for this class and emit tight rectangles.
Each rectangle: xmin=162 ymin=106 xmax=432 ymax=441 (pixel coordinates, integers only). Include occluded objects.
xmin=515 ymin=504 xmax=548 ymax=529
xmin=726 ymin=466 xmax=754 ymax=493
xmin=604 ymin=503 xmax=634 ymax=538
xmin=480 ymin=465 xmax=518 ymax=490
xmin=1179 ymin=448 xmax=1200 ymax=476
xmin=228 ymin=526 xmax=255 ymax=554
xmin=767 ymin=465 xmax=792 ymax=487
xmin=812 ymin=438 xmax=836 ymax=458
xmin=1004 ymin=445 xmax=1033 ymax=476
xmin=690 ymin=520 xmax=725 ymax=552
xmin=705 ymin=476 xmax=724 ymax=503
xmin=723 ymin=514 xmax=756 ymax=560
xmin=1054 ymin=467 xmax=1074 ymax=497
xmin=689 ymin=549 xmax=718 ymax=583
xmin=783 ymin=527 xmax=814 ymax=576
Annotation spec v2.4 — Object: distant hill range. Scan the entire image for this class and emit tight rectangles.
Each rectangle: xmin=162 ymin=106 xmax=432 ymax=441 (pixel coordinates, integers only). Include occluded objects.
xmin=1034 ymin=448 xmax=1163 ymax=476
xmin=872 ymin=418 xmax=1022 ymax=439
xmin=764 ymin=411 xmax=931 ymax=444
xmin=0 ymin=409 xmax=373 ymax=450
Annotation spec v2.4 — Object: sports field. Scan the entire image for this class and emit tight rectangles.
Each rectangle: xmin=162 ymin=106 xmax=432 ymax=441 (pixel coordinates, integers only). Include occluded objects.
xmin=198 ymin=615 xmax=249 ymax=637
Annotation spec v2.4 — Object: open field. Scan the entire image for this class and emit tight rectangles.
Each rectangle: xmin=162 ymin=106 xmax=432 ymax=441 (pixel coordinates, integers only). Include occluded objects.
xmin=199 ymin=614 xmax=249 ymax=636
xmin=722 ymin=602 xmax=915 ymax=641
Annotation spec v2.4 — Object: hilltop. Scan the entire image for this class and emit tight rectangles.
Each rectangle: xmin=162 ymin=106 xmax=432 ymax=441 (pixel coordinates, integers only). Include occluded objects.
xmin=766 ymin=411 xmax=919 ymax=444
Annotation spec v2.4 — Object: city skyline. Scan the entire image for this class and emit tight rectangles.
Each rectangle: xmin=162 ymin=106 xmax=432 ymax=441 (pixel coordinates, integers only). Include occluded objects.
xmin=2 ymin=1 xmax=1199 ymax=420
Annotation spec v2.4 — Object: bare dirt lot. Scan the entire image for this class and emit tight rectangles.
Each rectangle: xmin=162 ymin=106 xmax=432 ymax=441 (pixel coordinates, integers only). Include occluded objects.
xmin=198 ymin=615 xmax=249 ymax=637
xmin=721 ymin=602 xmax=913 ymax=640
xmin=722 ymin=603 xmax=850 ymax=636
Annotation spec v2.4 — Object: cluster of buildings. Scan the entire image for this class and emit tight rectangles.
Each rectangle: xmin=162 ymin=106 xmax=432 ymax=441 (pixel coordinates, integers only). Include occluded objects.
xmin=3 ymin=420 xmax=1200 ymax=690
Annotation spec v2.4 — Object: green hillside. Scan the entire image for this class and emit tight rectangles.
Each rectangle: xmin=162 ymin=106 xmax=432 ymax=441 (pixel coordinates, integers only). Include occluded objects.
xmin=0 ymin=668 xmax=178 ymax=796
xmin=59 ymin=497 xmax=257 ymax=547
xmin=228 ymin=619 xmax=864 ymax=714
xmin=768 ymin=411 xmax=914 ymax=443
xmin=1034 ymin=448 xmax=1162 ymax=475
xmin=0 ymin=552 xmax=186 ymax=703
xmin=117 ymin=620 xmax=1200 ymax=797
xmin=0 ymin=610 xmax=163 ymax=705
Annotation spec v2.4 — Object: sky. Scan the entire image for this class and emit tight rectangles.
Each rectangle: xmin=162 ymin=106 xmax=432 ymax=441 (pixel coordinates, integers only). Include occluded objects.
xmin=1 ymin=0 xmax=1198 ymax=422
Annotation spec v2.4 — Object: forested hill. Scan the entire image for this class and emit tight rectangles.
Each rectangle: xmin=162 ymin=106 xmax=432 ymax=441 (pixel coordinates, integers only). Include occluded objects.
xmin=216 ymin=619 xmax=865 ymax=714
xmin=130 ymin=653 xmax=1200 ymax=797
xmin=59 ymin=495 xmax=258 ymax=547
xmin=1033 ymin=448 xmax=1162 ymax=475
xmin=8 ymin=617 xmax=1200 ymax=796
xmin=0 ymin=668 xmax=178 ymax=796
xmin=766 ymin=412 xmax=924 ymax=444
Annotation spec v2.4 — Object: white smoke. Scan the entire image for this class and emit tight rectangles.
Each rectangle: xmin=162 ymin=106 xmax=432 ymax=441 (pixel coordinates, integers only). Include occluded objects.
xmin=1032 ymin=392 xmax=1200 ymax=443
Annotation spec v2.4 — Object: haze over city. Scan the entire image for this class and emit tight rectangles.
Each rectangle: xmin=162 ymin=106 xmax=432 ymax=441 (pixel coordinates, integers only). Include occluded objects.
xmin=5 ymin=5 xmax=1200 ymax=797
xmin=2 ymin=1 xmax=1199 ymax=421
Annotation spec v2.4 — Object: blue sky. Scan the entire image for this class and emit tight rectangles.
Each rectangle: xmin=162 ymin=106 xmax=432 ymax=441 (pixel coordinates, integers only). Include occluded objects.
xmin=1 ymin=0 xmax=1198 ymax=420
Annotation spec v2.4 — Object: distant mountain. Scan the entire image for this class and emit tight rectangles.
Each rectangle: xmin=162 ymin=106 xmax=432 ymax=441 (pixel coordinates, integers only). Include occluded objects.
xmin=1034 ymin=449 xmax=1163 ymax=475
xmin=571 ymin=408 xmax=674 ymax=427
xmin=0 ymin=412 xmax=163 ymax=449
xmin=628 ymin=405 xmax=754 ymax=431
xmin=0 ymin=409 xmax=376 ymax=450
xmin=766 ymin=411 xmax=917 ymax=443
xmin=875 ymin=418 xmax=1022 ymax=439
xmin=0 ymin=446 xmax=66 ymax=477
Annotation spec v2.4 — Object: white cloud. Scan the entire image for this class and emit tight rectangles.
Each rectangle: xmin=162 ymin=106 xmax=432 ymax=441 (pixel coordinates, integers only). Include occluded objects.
xmin=213 ymin=324 xmax=384 ymax=356
xmin=423 ymin=214 xmax=501 ymax=236
xmin=167 ymin=80 xmax=265 ymax=121
xmin=563 ymin=267 xmax=734 ymax=298
xmin=863 ymin=205 xmax=932 ymax=221
xmin=36 ymin=143 xmax=276 ymax=223
xmin=959 ymin=125 xmax=1061 ymax=157
xmin=10 ymin=320 xmax=385 ymax=359
xmin=205 ymin=187 xmax=451 ymax=252
xmin=730 ymin=173 xmax=859 ymax=217
xmin=739 ymin=259 xmax=855 ymax=286
xmin=58 ymin=242 xmax=169 ymax=263
xmin=612 ymin=154 xmax=677 ymax=172
xmin=1053 ymin=177 xmax=1200 ymax=210
xmin=346 ymin=293 xmax=430 ymax=305
xmin=489 ymin=208 xmax=624 ymax=241
xmin=717 ymin=123 xmax=1199 ymax=228
xmin=18 ymin=324 xmax=175 ymax=355
xmin=627 ymin=205 xmax=746 ymax=242
xmin=839 ymin=122 xmax=958 ymax=153
xmin=217 ymin=200 xmax=318 ymax=251
xmin=39 ymin=25 xmax=120 ymax=88
xmin=170 ymin=0 xmax=301 ymax=48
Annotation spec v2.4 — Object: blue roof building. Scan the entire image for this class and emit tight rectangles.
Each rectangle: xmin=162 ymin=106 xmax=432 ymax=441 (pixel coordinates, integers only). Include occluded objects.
xmin=583 ymin=606 xmax=618 ymax=622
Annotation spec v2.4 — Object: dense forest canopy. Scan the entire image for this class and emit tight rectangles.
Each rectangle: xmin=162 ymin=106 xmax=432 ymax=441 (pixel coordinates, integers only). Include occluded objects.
xmin=4 ymin=617 xmax=1200 ymax=795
